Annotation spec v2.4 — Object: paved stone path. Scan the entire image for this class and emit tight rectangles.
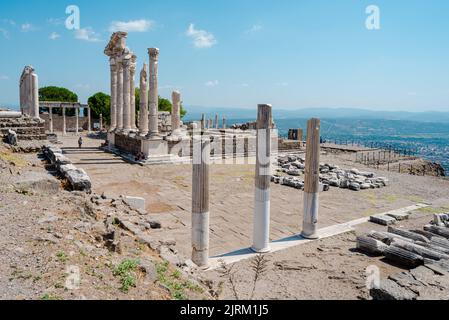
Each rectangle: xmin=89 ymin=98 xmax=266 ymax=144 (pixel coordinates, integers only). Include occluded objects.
xmin=58 ymin=134 xmax=449 ymax=261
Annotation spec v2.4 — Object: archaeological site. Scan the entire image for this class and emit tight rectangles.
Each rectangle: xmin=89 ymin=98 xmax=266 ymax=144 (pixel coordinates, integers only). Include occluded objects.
xmin=1 ymin=1 xmax=449 ymax=312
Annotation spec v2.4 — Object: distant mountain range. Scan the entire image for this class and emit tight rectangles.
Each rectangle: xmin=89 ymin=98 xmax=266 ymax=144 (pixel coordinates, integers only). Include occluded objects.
xmin=3 ymin=103 xmax=449 ymax=123
xmin=183 ymin=106 xmax=449 ymax=123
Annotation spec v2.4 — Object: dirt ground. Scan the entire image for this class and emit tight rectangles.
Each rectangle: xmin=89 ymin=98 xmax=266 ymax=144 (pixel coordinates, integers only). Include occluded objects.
xmin=1 ymin=134 xmax=448 ymax=300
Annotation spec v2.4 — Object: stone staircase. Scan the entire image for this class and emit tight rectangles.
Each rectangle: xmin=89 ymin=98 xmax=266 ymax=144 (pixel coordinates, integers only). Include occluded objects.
xmin=0 ymin=117 xmax=47 ymax=141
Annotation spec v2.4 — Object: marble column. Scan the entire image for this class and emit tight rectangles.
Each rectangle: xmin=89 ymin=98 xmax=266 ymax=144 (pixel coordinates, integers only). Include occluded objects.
xmin=100 ymin=114 xmax=103 ymax=131
xmin=139 ymin=63 xmax=149 ymax=136
xmin=31 ymin=73 xmax=39 ymax=118
xmin=171 ymin=91 xmax=181 ymax=136
xmin=88 ymin=107 xmax=91 ymax=133
xmin=214 ymin=114 xmax=219 ymax=129
xmin=130 ymin=55 xmax=137 ymax=130
xmin=148 ymin=48 xmax=160 ymax=138
xmin=222 ymin=117 xmax=226 ymax=129
xmin=201 ymin=114 xmax=205 ymax=130
xmin=122 ymin=54 xmax=132 ymax=132
xmin=116 ymin=58 xmax=124 ymax=131
xmin=62 ymin=107 xmax=66 ymax=135
xmin=109 ymin=57 xmax=118 ymax=131
xmin=49 ymin=107 xmax=53 ymax=133
xmin=75 ymin=108 xmax=79 ymax=135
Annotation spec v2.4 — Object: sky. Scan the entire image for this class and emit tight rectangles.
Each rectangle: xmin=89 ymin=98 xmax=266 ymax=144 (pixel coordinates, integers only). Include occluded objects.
xmin=0 ymin=0 xmax=448 ymax=112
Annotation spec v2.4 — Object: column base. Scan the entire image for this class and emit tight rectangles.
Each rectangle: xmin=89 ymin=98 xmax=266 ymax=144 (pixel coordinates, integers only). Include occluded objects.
xmin=250 ymin=246 xmax=271 ymax=253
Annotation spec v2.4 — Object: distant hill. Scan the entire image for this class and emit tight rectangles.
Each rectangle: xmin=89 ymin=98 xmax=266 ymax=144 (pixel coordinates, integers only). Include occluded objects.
xmin=184 ymin=106 xmax=449 ymax=123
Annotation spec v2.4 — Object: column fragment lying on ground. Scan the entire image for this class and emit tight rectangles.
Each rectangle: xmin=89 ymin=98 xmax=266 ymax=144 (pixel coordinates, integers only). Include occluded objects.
xmin=302 ymin=118 xmax=321 ymax=239
xmin=192 ymin=133 xmax=210 ymax=267
xmin=252 ymin=104 xmax=272 ymax=253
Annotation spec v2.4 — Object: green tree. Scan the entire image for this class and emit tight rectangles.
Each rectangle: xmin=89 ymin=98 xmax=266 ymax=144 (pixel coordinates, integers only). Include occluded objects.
xmin=135 ymin=88 xmax=187 ymax=118
xmin=39 ymin=86 xmax=78 ymax=116
xmin=87 ymin=92 xmax=111 ymax=125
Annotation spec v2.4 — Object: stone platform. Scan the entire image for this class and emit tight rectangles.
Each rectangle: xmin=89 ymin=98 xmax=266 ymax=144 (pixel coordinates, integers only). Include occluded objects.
xmin=0 ymin=116 xmax=46 ymax=141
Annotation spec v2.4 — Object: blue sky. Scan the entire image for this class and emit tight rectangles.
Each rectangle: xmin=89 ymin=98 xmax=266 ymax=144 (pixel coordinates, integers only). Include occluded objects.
xmin=0 ymin=0 xmax=448 ymax=112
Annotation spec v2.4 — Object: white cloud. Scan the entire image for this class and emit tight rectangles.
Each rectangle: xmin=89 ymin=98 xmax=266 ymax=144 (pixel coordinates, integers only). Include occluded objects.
xmin=21 ymin=23 xmax=35 ymax=32
xmin=205 ymin=80 xmax=219 ymax=87
xmin=276 ymin=82 xmax=289 ymax=87
xmin=186 ymin=23 xmax=217 ymax=48
xmin=109 ymin=19 xmax=155 ymax=32
xmin=1 ymin=19 xmax=16 ymax=26
xmin=49 ymin=32 xmax=61 ymax=40
xmin=0 ymin=28 xmax=9 ymax=39
xmin=75 ymin=27 xmax=102 ymax=42
xmin=246 ymin=24 xmax=262 ymax=33
xmin=47 ymin=18 xmax=64 ymax=26
xmin=73 ymin=84 xmax=90 ymax=90
xmin=0 ymin=75 xmax=9 ymax=80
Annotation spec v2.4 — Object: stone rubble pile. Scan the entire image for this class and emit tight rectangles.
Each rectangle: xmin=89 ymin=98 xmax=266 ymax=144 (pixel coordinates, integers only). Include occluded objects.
xmin=273 ymin=154 xmax=389 ymax=191
xmin=356 ymin=213 xmax=449 ymax=300
xmin=42 ymin=145 xmax=91 ymax=192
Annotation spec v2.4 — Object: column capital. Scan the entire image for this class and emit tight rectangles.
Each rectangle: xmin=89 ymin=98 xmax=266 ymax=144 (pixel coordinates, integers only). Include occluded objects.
xmin=148 ymin=48 xmax=160 ymax=61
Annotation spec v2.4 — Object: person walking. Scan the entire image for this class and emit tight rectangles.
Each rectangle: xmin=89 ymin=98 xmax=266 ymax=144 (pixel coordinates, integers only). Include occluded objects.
xmin=78 ymin=136 xmax=83 ymax=149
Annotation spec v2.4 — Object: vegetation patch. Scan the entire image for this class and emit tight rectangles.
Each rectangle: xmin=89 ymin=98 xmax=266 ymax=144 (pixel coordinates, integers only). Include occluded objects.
xmin=156 ymin=261 xmax=203 ymax=300
xmin=113 ymin=258 xmax=140 ymax=293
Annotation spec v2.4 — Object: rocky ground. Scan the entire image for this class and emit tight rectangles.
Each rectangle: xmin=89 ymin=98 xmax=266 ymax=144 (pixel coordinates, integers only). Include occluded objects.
xmin=1 ymin=135 xmax=449 ymax=300
xmin=0 ymin=142 xmax=211 ymax=300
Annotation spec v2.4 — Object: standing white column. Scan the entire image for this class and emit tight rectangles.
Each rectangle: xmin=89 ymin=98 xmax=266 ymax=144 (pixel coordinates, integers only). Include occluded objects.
xmin=301 ymin=118 xmax=321 ymax=239
xmin=192 ymin=132 xmax=210 ymax=267
xmin=31 ymin=73 xmax=39 ymax=118
xmin=139 ymin=63 xmax=149 ymax=136
xmin=100 ymin=114 xmax=103 ymax=131
xmin=252 ymin=104 xmax=272 ymax=253
xmin=109 ymin=57 xmax=118 ymax=131
xmin=75 ymin=107 xmax=79 ymax=135
xmin=49 ymin=107 xmax=53 ymax=133
xmin=62 ymin=107 xmax=66 ymax=135
xmin=171 ymin=91 xmax=181 ymax=136
xmin=122 ymin=54 xmax=132 ymax=132
xmin=214 ymin=114 xmax=219 ymax=129
xmin=130 ymin=55 xmax=137 ymax=130
xmin=116 ymin=58 xmax=124 ymax=131
xmin=148 ymin=48 xmax=160 ymax=138
xmin=87 ymin=107 xmax=91 ymax=133
xmin=222 ymin=117 xmax=226 ymax=129
xmin=201 ymin=114 xmax=205 ymax=130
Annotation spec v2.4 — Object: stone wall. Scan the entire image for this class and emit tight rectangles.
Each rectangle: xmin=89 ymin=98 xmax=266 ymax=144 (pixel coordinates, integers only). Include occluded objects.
xmin=40 ymin=113 xmax=90 ymax=132
xmin=0 ymin=117 xmax=46 ymax=141
xmin=114 ymin=133 xmax=142 ymax=155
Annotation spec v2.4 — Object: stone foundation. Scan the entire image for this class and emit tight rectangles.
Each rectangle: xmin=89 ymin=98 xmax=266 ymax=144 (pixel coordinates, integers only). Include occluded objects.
xmin=0 ymin=116 xmax=46 ymax=141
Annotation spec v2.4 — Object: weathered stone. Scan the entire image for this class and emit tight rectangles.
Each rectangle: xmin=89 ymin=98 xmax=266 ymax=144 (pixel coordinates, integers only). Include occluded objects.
xmin=124 ymin=196 xmax=146 ymax=210
xmin=147 ymin=219 xmax=162 ymax=229
xmin=14 ymin=171 xmax=60 ymax=193
xmin=349 ymin=182 xmax=361 ymax=191
xmin=370 ymin=214 xmax=397 ymax=226
xmin=66 ymin=168 xmax=92 ymax=191
xmin=7 ymin=129 xmax=18 ymax=145
xmin=371 ymin=279 xmax=417 ymax=300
